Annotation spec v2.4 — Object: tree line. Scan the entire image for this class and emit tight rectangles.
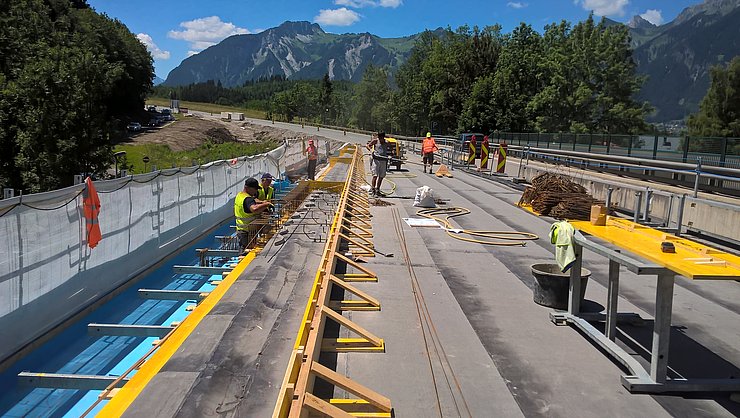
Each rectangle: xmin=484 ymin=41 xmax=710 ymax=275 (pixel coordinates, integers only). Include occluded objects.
xmin=0 ymin=0 xmax=153 ymax=193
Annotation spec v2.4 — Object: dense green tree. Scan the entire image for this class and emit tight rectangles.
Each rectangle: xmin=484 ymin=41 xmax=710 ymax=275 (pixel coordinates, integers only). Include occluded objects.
xmin=352 ymin=65 xmax=391 ymax=131
xmin=688 ymin=56 xmax=740 ymax=138
xmin=0 ymin=0 xmax=153 ymax=192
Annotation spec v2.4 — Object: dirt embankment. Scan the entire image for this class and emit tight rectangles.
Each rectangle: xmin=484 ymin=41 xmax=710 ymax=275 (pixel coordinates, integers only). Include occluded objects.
xmin=121 ymin=116 xmax=305 ymax=152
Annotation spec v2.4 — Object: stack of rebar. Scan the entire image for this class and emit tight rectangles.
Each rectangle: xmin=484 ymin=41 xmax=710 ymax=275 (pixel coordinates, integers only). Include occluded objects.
xmin=518 ymin=173 xmax=602 ymax=220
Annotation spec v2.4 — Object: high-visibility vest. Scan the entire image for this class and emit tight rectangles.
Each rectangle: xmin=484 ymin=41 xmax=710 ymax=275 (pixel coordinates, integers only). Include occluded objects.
xmin=422 ymin=137 xmax=437 ymax=154
xmin=258 ymin=185 xmax=274 ymax=201
xmin=83 ymin=177 xmax=102 ymax=248
xmin=234 ymin=191 xmax=257 ymax=231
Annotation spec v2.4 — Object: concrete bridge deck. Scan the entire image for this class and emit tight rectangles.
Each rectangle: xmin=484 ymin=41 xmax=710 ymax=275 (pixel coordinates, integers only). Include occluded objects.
xmin=113 ymin=123 xmax=739 ymax=417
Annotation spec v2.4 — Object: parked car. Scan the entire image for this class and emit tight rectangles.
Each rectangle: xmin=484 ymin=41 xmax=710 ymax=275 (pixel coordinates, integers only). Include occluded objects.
xmin=126 ymin=122 xmax=142 ymax=132
xmin=147 ymin=119 xmax=158 ymax=127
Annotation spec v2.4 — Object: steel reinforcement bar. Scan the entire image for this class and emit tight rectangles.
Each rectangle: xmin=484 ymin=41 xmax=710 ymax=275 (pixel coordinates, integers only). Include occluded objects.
xmin=273 ymin=145 xmax=392 ymax=418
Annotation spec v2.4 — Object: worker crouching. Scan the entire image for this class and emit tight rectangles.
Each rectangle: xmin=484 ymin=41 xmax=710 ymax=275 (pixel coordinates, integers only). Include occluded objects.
xmin=235 ymin=178 xmax=275 ymax=254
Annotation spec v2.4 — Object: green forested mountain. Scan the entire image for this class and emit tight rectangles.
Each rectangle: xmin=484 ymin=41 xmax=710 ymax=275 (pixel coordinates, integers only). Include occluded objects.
xmin=632 ymin=0 xmax=740 ymax=122
xmin=164 ymin=1 xmax=740 ymax=124
xmin=0 ymin=0 xmax=153 ymax=192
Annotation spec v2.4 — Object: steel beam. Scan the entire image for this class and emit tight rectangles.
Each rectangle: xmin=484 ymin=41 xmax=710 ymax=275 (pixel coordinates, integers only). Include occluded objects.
xmin=173 ymin=265 xmax=232 ymax=275
xmin=18 ymin=372 xmax=129 ymax=390
xmin=138 ymin=289 xmax=208 ymax=301
xmin=88 ymin=323 xmax=174 ymax=338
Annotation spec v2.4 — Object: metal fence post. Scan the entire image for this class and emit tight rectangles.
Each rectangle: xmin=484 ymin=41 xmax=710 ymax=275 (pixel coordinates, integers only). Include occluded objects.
xmin=642 ymin=188 xmax=652 ymax=221
xmin=682 ymin=136 xmax=690 ymax=163
xmin=588 ymin=133 xmax=593 ymax=153
xmin=605 ymin=187 xmax=613 ymax=210
xmin=652 ymin=135 xmax=659 ymax=160
xmin=606 ymin=134 xmax=612 ymax=155
xmin=627 ymin=135 xmax=633 ymax=157
xmin=633 ymin=191 xmax=642 ymax=223
xmin=693 ymin=157 xmax=702 ymax=197
xmin=675 ymin=194 xmax=686 ymax=237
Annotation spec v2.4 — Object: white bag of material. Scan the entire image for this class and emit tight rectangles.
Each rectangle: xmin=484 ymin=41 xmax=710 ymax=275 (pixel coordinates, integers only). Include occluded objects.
xmin=413 ymin=186 xmax=437 ymax=208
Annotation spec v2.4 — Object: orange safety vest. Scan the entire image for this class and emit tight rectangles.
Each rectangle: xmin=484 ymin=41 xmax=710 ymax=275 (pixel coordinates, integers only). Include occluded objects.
xmin=83 ymin=177 xmax=102 ymax=248
xmin=422 ymin=137 xmax=438 ymax=154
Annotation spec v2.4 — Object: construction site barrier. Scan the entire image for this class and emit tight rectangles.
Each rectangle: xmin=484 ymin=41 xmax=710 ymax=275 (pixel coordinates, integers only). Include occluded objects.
xmin=0 ymin=137 xmax=343 ymax=367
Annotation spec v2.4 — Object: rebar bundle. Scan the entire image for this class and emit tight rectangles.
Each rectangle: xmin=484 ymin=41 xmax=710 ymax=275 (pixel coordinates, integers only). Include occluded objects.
xmin=518 ymin=173 xmax=601 ymax=220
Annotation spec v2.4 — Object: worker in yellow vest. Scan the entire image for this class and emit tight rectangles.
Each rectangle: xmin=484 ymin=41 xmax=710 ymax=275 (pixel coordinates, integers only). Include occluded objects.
xmin=258 ymin=172 xmax=275 ymax=201
xmin=235 ymin=178 xmax=274 ymax=254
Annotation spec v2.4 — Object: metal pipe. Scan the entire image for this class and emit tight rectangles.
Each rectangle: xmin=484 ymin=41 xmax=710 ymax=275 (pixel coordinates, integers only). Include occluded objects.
xmin=675 ymin=194 xmax=686 ymax=237
xmin=633 ymin=191 xmax=642 ymax=223
xmin=605 ymin=187 xmax=613 ymax=210
xmin=693 ymin=157 xmax=702 ymax=198
xmin=642 ymin=189 xmax=652 ymax=221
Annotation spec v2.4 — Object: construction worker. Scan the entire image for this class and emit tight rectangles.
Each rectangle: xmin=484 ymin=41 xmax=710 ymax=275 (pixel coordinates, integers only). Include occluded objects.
xmin=258 ymin=172 xmax=275 ymax=201
xmin=422 ymin=132 xmax=439 ymax=174
xmin=366 ymin=132 xmax=388 ymax=197
xmin=306 ymin=138 xmax=318 ymax=180
xmin=234 ymin=178 xmax=274 ymax=254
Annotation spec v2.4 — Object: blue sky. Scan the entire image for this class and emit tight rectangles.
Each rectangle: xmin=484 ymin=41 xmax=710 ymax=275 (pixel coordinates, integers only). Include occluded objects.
xmin=87 ymin=0 xmax=701 ymax=79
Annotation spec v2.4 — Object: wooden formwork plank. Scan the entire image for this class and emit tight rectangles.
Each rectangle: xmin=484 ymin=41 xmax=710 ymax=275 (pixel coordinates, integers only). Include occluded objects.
xmin=340 ymin=225 xmax=374 ymax=247
xmin=310 ymin=362 xmax=392 ymax=413
xmin=303 ymin=393 xmax=354 ymax=418
xmin=341 ymin=218 xmax=373 ymax=238
xmin=328 ymin=275 xmax=381 ymax=308
xmin=321 ymin=306 xmax=383 ymax=347
xmin=335 ymin=253 xmax=378 ymax=279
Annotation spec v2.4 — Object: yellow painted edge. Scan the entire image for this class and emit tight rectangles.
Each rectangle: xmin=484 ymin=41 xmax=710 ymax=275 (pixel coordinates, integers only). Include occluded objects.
xmin=98 ymin=251 xmax=257 ymax=417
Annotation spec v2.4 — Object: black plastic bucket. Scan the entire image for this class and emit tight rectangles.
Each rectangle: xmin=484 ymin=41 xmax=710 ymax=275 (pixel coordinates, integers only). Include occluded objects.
xmin=531 ymin=264 xmax=590 ymax=310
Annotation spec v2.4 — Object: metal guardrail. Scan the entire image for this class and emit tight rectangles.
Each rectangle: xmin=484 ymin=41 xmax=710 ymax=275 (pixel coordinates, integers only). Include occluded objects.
xmin=492 ymin=132 xmax=740 ymax=169
xmin=273 ymin=146 xmax=392 ymax=418
xmin=506 ymin=145 xmax=740 ymax=197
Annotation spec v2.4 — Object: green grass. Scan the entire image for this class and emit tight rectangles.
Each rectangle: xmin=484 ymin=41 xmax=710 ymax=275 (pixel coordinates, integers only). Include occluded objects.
xmin=146 ymin=97 xmax=267 ymax=119
xmin=114 ymin=140 xmax=279 ymax=174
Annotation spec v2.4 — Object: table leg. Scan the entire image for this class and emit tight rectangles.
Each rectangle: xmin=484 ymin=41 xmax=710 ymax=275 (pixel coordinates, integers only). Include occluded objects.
xmin=651 ymin=272 xmax=675 ymax=383
xmin=606 ymin=260 xmax=620 ymax=341
xmin=568 ymin=243 xmax=583 ymax=315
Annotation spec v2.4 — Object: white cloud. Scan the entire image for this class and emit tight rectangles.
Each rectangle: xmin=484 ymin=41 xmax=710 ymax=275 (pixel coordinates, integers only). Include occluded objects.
xmin=168 ymin=16 xmax=249 ymax=53
xmin=335 ymin=0 xmax=375 ymax=7
xmin=334 ymin=0 xmax=401 ymax=8
xmin=136 ymin=33 xmax=170 ymax=60
xmin=640 ymin=9 xmax=663 ymax=25
xmin=577 ymin=0 xmax=629 ymax=17
xmin=378 ymin=0 xmax=402 ymax=7
xmin=187 ymin=50 xmax=199 ymax=57
xmin=314 ymin=8 xmax=361 ymax=26
xmin=507 ymin=2 xmax=527 ymax=8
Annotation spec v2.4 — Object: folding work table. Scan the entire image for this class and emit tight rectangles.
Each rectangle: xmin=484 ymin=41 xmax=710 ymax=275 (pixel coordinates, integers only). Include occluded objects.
xmin=551 ymin=217 xmax=740 ymax=393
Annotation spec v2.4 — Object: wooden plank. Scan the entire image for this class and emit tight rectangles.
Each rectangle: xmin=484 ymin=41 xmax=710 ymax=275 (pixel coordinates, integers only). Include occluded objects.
xmin=310 ymin=362 xmax=392 ymax=412
xmin=303 ymin=393 xmax=358 ymax=418
xmin=321 ymin=306 xmax=383 ymax=347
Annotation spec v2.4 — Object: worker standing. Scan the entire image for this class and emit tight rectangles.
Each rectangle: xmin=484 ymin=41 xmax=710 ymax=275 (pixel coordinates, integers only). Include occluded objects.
xmin=234 ymin=178 xmax=274 ymax=254
xmin=366 ymin=132 xmax=388 ymax=197
xmin=258 ymin=172 xmax=275 ymax=201
xmin=306 ymin=138 xmax=318 ymax=180
xmin=422 ymin=132 xmax=439 ymax=174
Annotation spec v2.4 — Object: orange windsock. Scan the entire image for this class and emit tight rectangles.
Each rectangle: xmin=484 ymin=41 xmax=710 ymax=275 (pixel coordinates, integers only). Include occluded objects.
xmin=83 ymin=177 xmax=102 ymax=249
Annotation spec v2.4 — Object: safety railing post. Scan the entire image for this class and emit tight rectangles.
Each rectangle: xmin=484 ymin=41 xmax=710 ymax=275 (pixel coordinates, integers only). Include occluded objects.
xmin=605 ymin=187 xmax=613 ymax=211
xmin=675 ymin=194 xmax=686 ymax=237
xmin=693 ymin=157 xmax=702 ymax=197
xmin=633 ymin=191 xmax=642 ymax=223
xmin=642 ymin=188 xmax=652 ymax=221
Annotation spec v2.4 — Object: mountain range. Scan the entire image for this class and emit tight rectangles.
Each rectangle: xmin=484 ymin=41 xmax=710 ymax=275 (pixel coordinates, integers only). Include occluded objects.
xmin=163 ymin=0 xmax=740 ymax=123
